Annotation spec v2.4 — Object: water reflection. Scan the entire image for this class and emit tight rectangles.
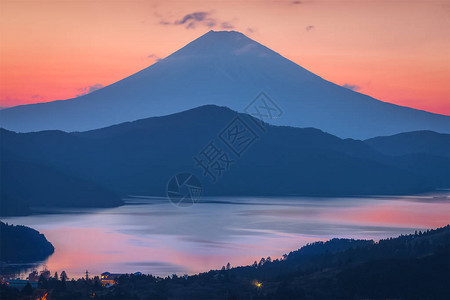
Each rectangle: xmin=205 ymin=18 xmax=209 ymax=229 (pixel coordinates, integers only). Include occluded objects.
xmin=1 ymin=193 xmax=449 ymax=278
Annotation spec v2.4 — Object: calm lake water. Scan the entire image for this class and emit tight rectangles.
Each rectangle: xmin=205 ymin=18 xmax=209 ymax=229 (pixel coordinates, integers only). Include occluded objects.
xmin=2 ymin=193 xmax=450 ymax=279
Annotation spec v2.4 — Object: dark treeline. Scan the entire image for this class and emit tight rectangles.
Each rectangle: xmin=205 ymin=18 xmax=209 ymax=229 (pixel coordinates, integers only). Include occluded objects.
xmin=1 ymin=225 xmax=449 ymax=300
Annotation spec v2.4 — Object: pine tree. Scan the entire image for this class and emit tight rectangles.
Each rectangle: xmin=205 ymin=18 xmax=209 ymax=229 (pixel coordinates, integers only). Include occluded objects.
xmin=61 ymin=271 xmax=68 ymax=281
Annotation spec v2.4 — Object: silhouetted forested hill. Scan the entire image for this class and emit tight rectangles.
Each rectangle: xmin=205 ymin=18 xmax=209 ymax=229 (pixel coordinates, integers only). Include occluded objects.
xmin=0 ymin=221 xmax=54 ymax=263
xmin=1 ymin=226 xmax=448 ymax=299
xmin=1 ymin=106 xmax=449 ymax=217
xmin=105 ymin=225 xmax=450 ymax=300
xmin=365 ymin=130 xmax=450 ymax=158
xmin=0 ymin=192 xmax=31 ymax=217
xmin=0 ymin=150 xmax=123 ymax=213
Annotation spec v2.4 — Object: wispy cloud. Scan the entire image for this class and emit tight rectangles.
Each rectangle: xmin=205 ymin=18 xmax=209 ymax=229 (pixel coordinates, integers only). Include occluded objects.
xmin=1 ymin=95 xmax=45 ymax=107
xmin=147 ymin=54 xmax=162 ymax=62
xmin=31 ymin=94 xmax=45 ymax=101
xmin=306 ymin=25 xmax=315 ymax=31
xmin=0 ymin=96 xmax=19 ymax=108
xmin=221 ymin=22 xmax=234 ymax=29
xmin=160 ymin=11 xmax=235 ymax=30
xmin=342 ymin=83 xmax=361 ymax=91
xmin=77 ymin=84 xmax=104 ymax=97
xmin=176 ymin=12 xmax=213 ymax=29
xmin=247 ymin=27 xmax=256 ymax=34
xmin=292 ymin=1 xmax=302 ymax=4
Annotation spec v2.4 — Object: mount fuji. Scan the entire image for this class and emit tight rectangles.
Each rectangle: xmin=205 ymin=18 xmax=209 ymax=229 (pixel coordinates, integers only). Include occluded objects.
xmin=0 ymin=30 xmax=448 ymax=138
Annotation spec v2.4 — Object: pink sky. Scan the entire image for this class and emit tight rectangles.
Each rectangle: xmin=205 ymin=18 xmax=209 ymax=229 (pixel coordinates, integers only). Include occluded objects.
xmin=1 ymin=0 xmax=449 ymax=115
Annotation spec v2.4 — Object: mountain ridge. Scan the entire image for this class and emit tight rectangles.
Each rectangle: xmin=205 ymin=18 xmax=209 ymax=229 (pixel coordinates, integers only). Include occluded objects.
xmin=0 ymin=30 xmax=448 ymax=138
xmin=1 ymin=105 xmax=448 ymax=214
xmin=365 ymin=130 xmax=450 ymax=158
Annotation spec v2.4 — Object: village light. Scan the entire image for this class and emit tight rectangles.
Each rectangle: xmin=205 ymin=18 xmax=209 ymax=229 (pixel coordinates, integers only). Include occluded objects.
xmin=252 ymin=280 xmax=262 ymax=288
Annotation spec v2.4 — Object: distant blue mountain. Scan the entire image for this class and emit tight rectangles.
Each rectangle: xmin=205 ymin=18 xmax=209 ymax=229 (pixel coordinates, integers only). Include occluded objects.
xmin=365 ymin=131 xmax=450 ymax=158
xmin=0 ymin=30 xmax=448 ymax=138
xmin=1 ymin=105 xmax=448 ymax=214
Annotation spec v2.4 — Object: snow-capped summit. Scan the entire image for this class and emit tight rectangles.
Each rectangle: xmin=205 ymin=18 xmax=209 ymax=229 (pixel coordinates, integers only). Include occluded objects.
xmin=0 ymin=30 xmax=448 ymax=138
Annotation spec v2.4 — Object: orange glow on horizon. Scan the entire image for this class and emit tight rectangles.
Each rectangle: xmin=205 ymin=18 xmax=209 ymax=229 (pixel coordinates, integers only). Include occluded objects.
xmin=1 ymin=0 xmax=449 ymax=115
xmin=323 ymin=200 xmax=450 ymax=229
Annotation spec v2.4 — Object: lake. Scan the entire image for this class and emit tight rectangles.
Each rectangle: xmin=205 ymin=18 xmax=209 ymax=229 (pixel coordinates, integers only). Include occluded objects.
xmin=2 ymin=192 xmax=450 ymax=279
